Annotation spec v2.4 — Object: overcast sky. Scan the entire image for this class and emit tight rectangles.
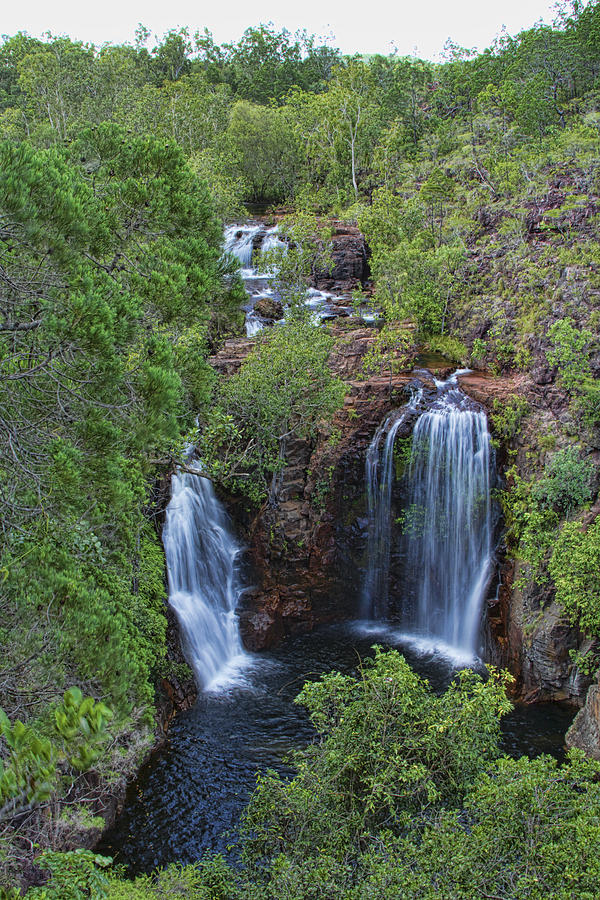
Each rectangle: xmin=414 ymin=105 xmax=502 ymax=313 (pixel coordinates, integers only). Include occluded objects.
xmin=2 ymin=0 xmax=566 ymax=59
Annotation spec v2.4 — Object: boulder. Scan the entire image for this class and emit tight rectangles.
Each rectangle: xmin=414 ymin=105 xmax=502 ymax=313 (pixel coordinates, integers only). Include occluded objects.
xmin=253 ymin=297 xmax=284 ymax=321
xmin=567 ymin=670 xmax=600 ymax=759
xmin=314 ymin=224 xmax=369 ymax=292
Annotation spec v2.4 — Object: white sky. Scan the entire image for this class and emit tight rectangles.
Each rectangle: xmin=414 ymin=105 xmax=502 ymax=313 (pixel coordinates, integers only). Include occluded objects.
xmin=2 ymin=0 xmax=566 ymax=59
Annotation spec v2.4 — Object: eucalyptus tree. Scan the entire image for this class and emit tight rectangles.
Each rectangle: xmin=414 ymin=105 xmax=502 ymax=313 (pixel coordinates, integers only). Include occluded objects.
xmin=17 ymin=36 xmax=96 ymax=141
xmin=0 ymin=32 xmax=44 ymax=113
xmin=226 ymin=100 xmax=303 ymax=202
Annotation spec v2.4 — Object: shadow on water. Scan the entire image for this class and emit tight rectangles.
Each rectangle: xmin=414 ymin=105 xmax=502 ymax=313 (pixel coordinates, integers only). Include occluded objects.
xmin=99 ymin=623 xmax=576 ymax=875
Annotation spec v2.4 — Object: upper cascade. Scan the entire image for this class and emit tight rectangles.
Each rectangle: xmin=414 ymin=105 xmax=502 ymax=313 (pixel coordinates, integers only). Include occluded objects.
xmin=222 ymin=222 xmax=349 ymax=336
xmin=162 ymin=468 xmax=249 ymax=690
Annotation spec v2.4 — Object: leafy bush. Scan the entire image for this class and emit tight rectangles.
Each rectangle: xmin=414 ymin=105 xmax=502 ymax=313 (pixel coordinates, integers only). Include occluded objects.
xmin=0 ymin=689 xmax=113 ymax=826
xmin=28 ymin=850 xmax=111 ymax=899
xmin=550 ymin=518 xmax=600 ymax=639
xmin=241 ymin=649 xmax=512 ymax=869
xmin=546 ymin=318 xmax=594 ymax=393
xmin=201 ymin=319 xmax=345 ymax=503
xmin=532 ymin=447 xmax=593 ymax=517
xmin=355 ymin=750 xmax=600 ymax=900
xmin=490 ymin=394 xmax=529 ymax=445
xmin=103 ymin=654 xmax=600 ymax=899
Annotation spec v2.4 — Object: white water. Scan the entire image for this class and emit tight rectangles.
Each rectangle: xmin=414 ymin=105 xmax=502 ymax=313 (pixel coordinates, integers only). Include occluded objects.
xmin=223 ymin=223 xmax=349 ymax=335
xmin=402 ymin=384 xmax=492 ymax=658
xmin=362 ymin=375 xmax=493 ymax=661
xmin=162 ymin=470 xmax=249 ymax=691
xmin=362 ymin=388 xmax=422 ymax=618
xmin=223 ymin=223 xmax=263 ymax=269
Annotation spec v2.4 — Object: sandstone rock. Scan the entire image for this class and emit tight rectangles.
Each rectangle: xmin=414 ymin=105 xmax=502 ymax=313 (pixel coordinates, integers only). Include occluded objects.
xmin=567 ymin=670 xmax=600 ymax=759
xmin=531 ymin=364 xmax=554 ymax=385
xmin=313 ymin=224 xmax=369 ymax=292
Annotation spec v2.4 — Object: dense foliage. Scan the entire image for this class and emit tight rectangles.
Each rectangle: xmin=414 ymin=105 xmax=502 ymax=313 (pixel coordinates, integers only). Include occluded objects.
xmin=201 ymin=318 xmax=345 ymax=503
xmin=57 ymin=650 xmax=599 ymax=899
xmin=0 ymin=122 xmax=242 ymax=887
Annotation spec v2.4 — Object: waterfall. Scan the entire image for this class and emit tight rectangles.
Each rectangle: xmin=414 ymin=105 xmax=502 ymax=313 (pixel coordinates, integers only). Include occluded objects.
xmin=261 ymin=225 xmax=286 ymax=256
xmin=162 ymin=470 xmax=249 ymax=690
xmin=223 ymin=223 xmax=263 ymax=269
xmin=362 ymin=388 xmax=422 ymax=618
xmin=362 ymin=375 xmax=494 ymax=661
xmin=401 ymin=381 xmax=493 ymax=659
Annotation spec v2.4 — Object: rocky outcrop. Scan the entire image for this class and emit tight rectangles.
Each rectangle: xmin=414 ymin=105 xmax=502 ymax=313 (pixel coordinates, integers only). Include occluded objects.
xmin=253 ymin=296 xmax=284 ymax=321
xmin=209 ymin=322 xmax=593 ymax=709
xmin=313 ymin=223 xmax=370 ymax=293
xmin=157 ymin=604 xmax=198 ymax=727
xmin=474 ymin=372 xmax=597 ymax=705
xmin=209 ymin=337 xmax=256 ymax=376
xmin=567 ymin=671 xmax=600 ymax=758
xmin=232 ymin=325 xmax=419 ymax=649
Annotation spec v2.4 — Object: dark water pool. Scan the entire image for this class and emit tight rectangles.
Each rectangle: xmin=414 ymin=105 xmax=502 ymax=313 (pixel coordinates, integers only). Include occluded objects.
xmin=100 ymin=623 xmax=576 ymax=874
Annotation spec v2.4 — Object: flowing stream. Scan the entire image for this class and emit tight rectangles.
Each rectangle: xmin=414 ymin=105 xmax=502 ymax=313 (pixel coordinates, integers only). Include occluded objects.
xmin=163 ymin=469 xmax=248 ymax=690
xmin=223 ymin=223 xmax=352 ymax=335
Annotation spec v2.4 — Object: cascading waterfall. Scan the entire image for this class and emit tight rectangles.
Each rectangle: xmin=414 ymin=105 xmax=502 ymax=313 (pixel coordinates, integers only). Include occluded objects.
xmin=261 ymin=225 xmax=286 ymax=257
xmin=223 ymin=223 xmax=263 ymax=269
xmin=363 ymin=375 xmax=494 ymax=661
xmin=401 ymin=380 xmax=493 ymax=658
xmin=223 ymin=223 xmax=281 ymax=336
xmin=162 ymin=469 xmax=249 ymax=690
xmin=362 ymin=388 xmax=423 ymax=619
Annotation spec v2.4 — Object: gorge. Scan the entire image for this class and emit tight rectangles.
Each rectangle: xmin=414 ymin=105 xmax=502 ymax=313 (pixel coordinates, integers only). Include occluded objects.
xmin=101 ymin=302 xmax=573 ymax=874
xmin=93 ymin=209 xmax=600 ymax=889
xmin=3 ymin=12 xmax=600 ymax=889
xmin=101 ymin=336 xmax=577 ymax=874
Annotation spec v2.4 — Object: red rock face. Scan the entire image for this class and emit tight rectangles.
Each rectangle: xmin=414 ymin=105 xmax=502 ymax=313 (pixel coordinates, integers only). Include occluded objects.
xmin=313 ymin=223 xmax=370 ymax=293
xmin=226 ymin=327 xmax=423 ymax=651
xmin=213 ymin=331 xmax=513 ymax=664
xmin=209 ymin=300 xmax=593 ymax=706
xmin=568 ymin=674 xmax=600 ymax=759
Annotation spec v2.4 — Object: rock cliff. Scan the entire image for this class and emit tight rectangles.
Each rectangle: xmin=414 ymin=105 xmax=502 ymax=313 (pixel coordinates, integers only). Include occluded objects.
xmin=209 ymin=331 xmax=594 ymax=712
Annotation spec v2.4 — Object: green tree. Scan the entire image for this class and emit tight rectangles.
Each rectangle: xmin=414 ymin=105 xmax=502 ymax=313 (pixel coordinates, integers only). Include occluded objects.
xmin=201 ymin=319 xmax=345 ymax=502
xmin=226 ymin=100 xmax=302 ymax=201
xmin=17 ymin=36 xmax=95 ymax=141
xmin=550 ymin=517 xmax=600 ymax=638
xmin=257 ymin=213 xmax=333 ymax=313
xmin=327 ymin=59 xmax=381 ymax=201
xmin=151 ymin=28 xmax=192 ymax=84
xmin=0 ymin=125 xmax=236 ymax=720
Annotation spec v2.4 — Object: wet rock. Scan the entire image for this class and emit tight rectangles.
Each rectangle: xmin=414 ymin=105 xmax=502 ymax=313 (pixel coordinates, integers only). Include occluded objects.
xmin=239 ymin=593 xmax=285 ymax=650
xmin=157 ymin=604 xmax=198 ymax=725
xmin=253 ymin=297 xmax=284 ymax=321
xmin=567 ymin=670 xmax=600 ymax=759
xmin=314 ymin=223 xmax=369 ymax=292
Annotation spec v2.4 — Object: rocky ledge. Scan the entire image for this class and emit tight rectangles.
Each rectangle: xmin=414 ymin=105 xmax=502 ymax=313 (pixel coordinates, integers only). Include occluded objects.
xmin=314 ymin=222 xmax=370 ymax=293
